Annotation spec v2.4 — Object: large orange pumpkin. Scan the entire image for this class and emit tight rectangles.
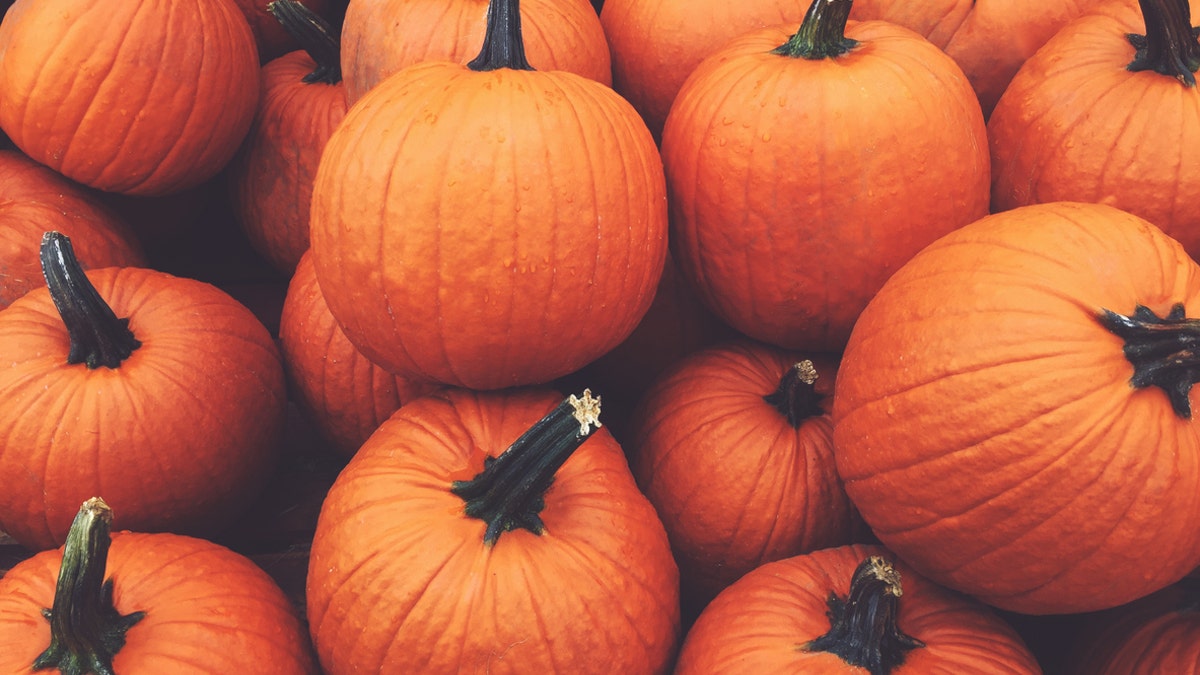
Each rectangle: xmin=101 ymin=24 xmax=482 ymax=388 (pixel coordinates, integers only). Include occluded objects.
xmin=310 ymin=0 xmax=667 ymax=389
xmin=663 ymin=0 xmax=989 ymax=351
xmin=833 ymin=201 xmax=1200 ymax=614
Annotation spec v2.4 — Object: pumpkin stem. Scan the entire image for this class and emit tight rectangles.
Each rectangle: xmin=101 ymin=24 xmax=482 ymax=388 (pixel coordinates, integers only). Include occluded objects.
xmin=267 ymin=0 xmax=342 ymax=84
xmin=32 ymin=498 xmax=145 ymax=675
xmin=772 ymin=0 xmax=858 ymax=60
xmin=802 ymin=556 xmax=925 ymax=675
xmin=763 ymin=360 xmax=825 ymax=428
xmin=1098 ymin=303 xmax=1200 ymax=419
xmin=1127 ymin=0 xmax=1200 ymax=86
xmin=40 ymin=232 xmax=141 ymax=369
xmin=451 ymin=390 xmax=602 ymax=545
xmin=468 ymin=0 xmax=534 ymax=72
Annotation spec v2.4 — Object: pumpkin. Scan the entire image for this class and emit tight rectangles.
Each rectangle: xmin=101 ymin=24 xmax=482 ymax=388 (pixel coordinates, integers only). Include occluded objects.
xmin=0 ymin=232 xmax=286 ymax=550
xmin=989 ymin=0 xmax=1200 ymax=259
xmin=629 ymin=341 xmax=857 ymax=608
xmin=675 ymin=545 xmax=1042 ymax=674
xmin=231 ymin=0 xmax=330 ymax=62
xmin=0 ymin=0 xmax=260 ymax=196
xmin=832 ymin=201 xmax=1200 ymax=614
xmin=340 ymin=0 xmax=611 ymax=105
xmin=306 ymin=387 xmax=680 ymax=674
xmin=279 ymin=250 xmax=439 ymax=456
xmin=848 ymin=0 xmax=1104 ymax=117
xmin=0 ymin=149 xmax=145 ymax=309
xmin=0 ymin=498 xmax=317 ymax=673
xmin=599 ymin=0 xmax=806 ymax=141
xmin=310 ymin=0 xmax=667 ymax=389
xmin=662 ymin=0 xmax=989 ymax=351
xmin=229 ymin=0 xmax=348 ymax=275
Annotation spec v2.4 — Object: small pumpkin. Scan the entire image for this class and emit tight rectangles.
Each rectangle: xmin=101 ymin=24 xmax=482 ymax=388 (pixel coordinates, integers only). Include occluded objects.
xmin=833 ymin=201 xmax=1200 ymax=614
xmin=675 ymin=545 xmax=1042 ymax=674
xmin=306 ymin=388 xmax=680 ymax=674
xmin=0 ymin=498 xmax=317 ymax=673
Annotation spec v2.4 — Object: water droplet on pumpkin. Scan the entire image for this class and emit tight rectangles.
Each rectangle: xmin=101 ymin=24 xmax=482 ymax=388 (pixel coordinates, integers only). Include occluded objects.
xmin=718 ymin=138 xmax=727 ymax=147
xmin=761 ymin=132 xmax=772 ymax=142
xmin=721 ymin=117 xmax=734 ymax=126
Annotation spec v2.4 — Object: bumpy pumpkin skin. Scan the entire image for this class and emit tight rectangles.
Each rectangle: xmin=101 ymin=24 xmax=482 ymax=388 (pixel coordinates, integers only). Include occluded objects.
xmin=989 ymin=0 xmax=1200 ymax=258
xmin=279 ymin=251 xmax=439 ymax=456
xmin=307 ymin=388 xmax=681 ymax=674
xmin=663 ymin=20 xmax=989 ymax=351
xmin=340 ymin=0 xmax=611 ymax=104
xmin=0 ymin=150 xmax=145 ymax=309
xmin=310 ymin=64 xmax=667 ymax=389
xmin=0 ymin=268 xmax=286 ymax=550
xmin=0 ymin=531 xmax=317 ymax=673
xmin=0 ymin=0 xmax=259 ymax=196
xmin=833 ymin=202 xmax=1200 ymax=614
xmin=675 ymin=544 xmax=1042 ymax=674
xmin=849 ymin=0 xmax=1104 ymax=117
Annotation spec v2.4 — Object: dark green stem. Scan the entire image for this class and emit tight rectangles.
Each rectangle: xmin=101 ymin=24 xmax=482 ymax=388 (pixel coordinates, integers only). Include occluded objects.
xmin=1127 ymin=0 xmax=1200 ymax=86
xmin=40 ymin=232 xmax=141 ymax=369
xmin=802 ymin=556 xmax=924 ymax=675
xmin=772 ymin=0 xmax=858 ymax=60
xmin=1098 ymin=303 xmax=1200 ymax=419
xmin=267 ymin=0 xmax=342 ymax=84
xmin=468 ymin=0 xmax=533 ymax=71
xmin=451 ymin=390 xmax=601 ymax=545
xmin=763 ymin=360 xmax=825 ymax=428
xmin=32 ymin=498 xmax=145 ymax=675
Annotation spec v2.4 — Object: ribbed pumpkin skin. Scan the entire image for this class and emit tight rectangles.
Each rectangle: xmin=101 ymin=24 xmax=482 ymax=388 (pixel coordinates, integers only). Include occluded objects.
xmin=599 ymin=0 xmax=805 ymax=141
xmin=989 ymin=0 xmax=1200 ymax=258
xmin=0 ymin=0 xmax=259 ymax=196
xmin=279 ymin=251 xmax=439 ymax=456
xmin=229 ymin=50 xmax=348 ymax=274
xmin=833 ymin=202 xmax=1200 ymax=614
xmin=849 ymin=0 xmax=1103 ymax=117
xmin=0 ymin=268 xmax=286 ymax=550
xmin=630 ymin=341 xmax=854 ymax=604
xmin=675 ymin=544 xmax=1042 ymax=674
xmin=0 ymin=150 xmax=145 ymax=309
xmin=340 ymin=0 xmax=611 ymax=105
xmin=0 ymin=531 xmax=317 ymax=673
xmin=310 ymin=64 xmax=667 ymax=390
xmin=306 ymin=388 xmax=681 ymax=674
xmin=663 ymin=21 xmax=988 ymax=351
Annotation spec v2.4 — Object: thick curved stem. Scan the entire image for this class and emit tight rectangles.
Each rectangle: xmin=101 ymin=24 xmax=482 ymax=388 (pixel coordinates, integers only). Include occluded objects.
xmin=1127 ymin=0 xmax=1200 ymax=86
xmin=267 ymin=0 xmax=342 ymax=84
xmin=772 ymin=0 xmax=858 ymax=60
xmin=763 ymin=360 xmax=825 ymax=428
xmin=451 ymin=390 xmax=601 ymax=545
xmin=40 ymin=232 xmax=141 ymax=369
xmin=468 ymin=0 xmax=534 ymax=71
xmin=1099 ymin=303 xmax=1200 ymax=419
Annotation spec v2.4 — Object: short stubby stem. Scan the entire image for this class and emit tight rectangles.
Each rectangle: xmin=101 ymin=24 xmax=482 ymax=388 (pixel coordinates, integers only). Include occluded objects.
xmin=268 ymin=0 xmax=342 ymax=84
xmin=763 ymin=360 xmax=825 ymax=428
xmin=1099 ymin=303 xmax=1200 ymax=418
xmin=1127 ymin=0 xmax=1200 ymax=86
xmin=772 ymin=0 xmax=858 ymax=60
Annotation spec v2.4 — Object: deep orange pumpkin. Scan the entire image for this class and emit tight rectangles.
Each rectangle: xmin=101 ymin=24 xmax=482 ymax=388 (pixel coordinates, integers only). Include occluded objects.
xmin=1066 ymin=575 xmax=1200 ymax=674
xmin=663 ymin=0 xmax=989 ymax=351
xmin=675 ymin=545 xmax=1042 ymax=674
xmin=833 ymin=201 xmax=1200 ymax=614
xmin=0 ymin=233 xmax=286 ymax=550
xmin=0 ymin=149 xmax=145 ymax=309
xmin=306 ymin=387 xmax=680 ymax=674
xmin=989 ymin=0 xmax=1200 ymax=258
xmin=310 ymin=0 xmax=667 ymax=389
xmin=0 ymin=0 xmax=259 ymax=195
xmin=0 ymin=499 xmax=316 ymax=673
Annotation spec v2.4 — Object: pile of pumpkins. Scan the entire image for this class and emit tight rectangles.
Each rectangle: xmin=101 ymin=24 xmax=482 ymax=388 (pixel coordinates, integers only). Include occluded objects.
xmin=0 ymin=0 xmax=1198 ymax=671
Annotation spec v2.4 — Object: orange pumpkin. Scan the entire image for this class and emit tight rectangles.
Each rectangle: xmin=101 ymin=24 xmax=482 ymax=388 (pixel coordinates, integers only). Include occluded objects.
xmin=989 ymin=0 xmax=1200 ymax=258
xmin=0 ymin=499 xmax=316 ymax=673
xmin=0 ymin=0 xmax=259 ymax=195
xmin=833 ymin=201 xmax=1200 ymax=614
xmin=306 ymin=388 xmax=680 ymax=673
xmin=0 ymin=233 xmax=286 ymax=550
xmin=663 ymin=0 xmax=989 ymax=351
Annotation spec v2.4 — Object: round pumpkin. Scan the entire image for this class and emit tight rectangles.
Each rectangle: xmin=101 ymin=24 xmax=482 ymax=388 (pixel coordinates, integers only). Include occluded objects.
xmin=0 ymin=498 xmax=316 ymax=674
xmin=0 ymin=0 xmax=260 ymax=195
xmin=306 ymin=387 xmax=680 ymax=674
xmin=833 ymin=201 xmax=1200 ymax=614
xmin=0 ymin=232 xmax=286 ymax=550
xmin=310 ymin=0 xmax=667 ymax=389
xmin=675 ymin=544 xmax=1042 ymax=674
xmin=663 ymin=0 xmax=989 ymax=351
